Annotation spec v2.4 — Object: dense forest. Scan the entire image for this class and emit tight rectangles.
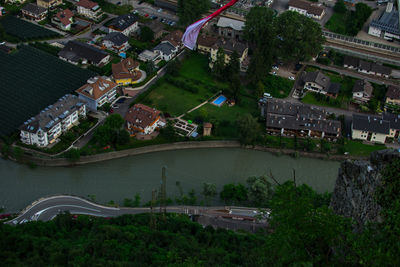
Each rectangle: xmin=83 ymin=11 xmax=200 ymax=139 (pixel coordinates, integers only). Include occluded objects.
xmin=1 ymin=160 xmax=400 ymax=266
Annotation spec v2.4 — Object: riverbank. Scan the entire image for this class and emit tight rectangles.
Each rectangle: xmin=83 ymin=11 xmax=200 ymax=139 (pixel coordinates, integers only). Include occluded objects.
xmin=11 ymin=140 xmax=369 ymax=167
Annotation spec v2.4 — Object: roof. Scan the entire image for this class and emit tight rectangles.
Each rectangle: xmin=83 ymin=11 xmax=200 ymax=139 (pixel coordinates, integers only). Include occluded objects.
xmin=19 ymin=94 xmax=86 ymax=133
xmin=58 ymin=41 xmax=108 ymax=65
xmin=352 ymin=80 xmax=373 ymax=95
xmin=370 ymin=9 xmax=400 ymax=35
xmin=371 ymin=64 xmax=391 ymax=75
xmin=303 ymin=71 xmax=330 ymax=89
xmin=359 ymin=60 xmax=372 ymax=71
xmin=112 ymin=58 xmax=141 ymax=80
xmin=264 ymin=99 xmax=341 ymax=135
xmin=143 ymin=20 xmax=165 ymax=34
xmin=352 ymin=114 xmax=390 ymax=134
xmin=109 ymin=13 xmax=138 ymax=32
xmin=288 ymin=0 xmax=325 ymax=16
xmin=327 ymin=83 xmax=341 ymax=95
xmin=153 ymin=41 xmax=176 ymax=55
xmin=21 ymin=3 xmax=47 ymax=15
xmin=386 ymin=85 xmax=400 ymax=100
xmin=76 ymin=76 xmax=117 ymax=100
xmin=197 ymin=34 xmax=218 ymax=47
xmin=138 ymin=49 xmax=159 ymax=61
xmin=216 ymin=17 xmax=245 ymax=31
xmin=343 ymin=55 xmax=360 ymax=67
xmin=56 ymin=9 xmax=73 ymax=26
xmin=125 ymin=104 xmax=161 ymax=130
xmin=162 ymin=30 xmax=183 ymax=47
xmin=76 ymin=0 xmax=98 ymax=10
xmin=212 ymin=38 xmax=247 ymax=55
xmin=103 ymin=32 xmax=129 ymax=46
xmin=383 ymin=112 xmax=400 ymax=130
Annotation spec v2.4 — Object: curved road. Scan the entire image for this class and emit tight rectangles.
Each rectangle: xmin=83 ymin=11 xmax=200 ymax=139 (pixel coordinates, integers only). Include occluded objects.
xmin=5 ymin=195 xmax=261 ymax=225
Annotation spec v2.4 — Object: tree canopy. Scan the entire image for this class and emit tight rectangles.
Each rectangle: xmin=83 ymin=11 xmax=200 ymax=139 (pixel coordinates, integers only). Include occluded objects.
xmin=177 ymin=0 xmax=210 ymax=26
xmin=236 ymin=114 xmax=260 ymax=145
xmin=140 ymin=26 xmax=154 ymax=42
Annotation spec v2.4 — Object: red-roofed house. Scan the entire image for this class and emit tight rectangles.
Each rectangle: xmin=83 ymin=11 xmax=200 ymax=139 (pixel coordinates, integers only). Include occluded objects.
xmin=52 ymin=9 xmax=74 ymax=31
xmin=76 ymin=0 xmax=102 ymax=20
xmin=125 ymin=104 xmax=162 ymax=135
xmin=75 ymin=76 xmax=118 ymax=110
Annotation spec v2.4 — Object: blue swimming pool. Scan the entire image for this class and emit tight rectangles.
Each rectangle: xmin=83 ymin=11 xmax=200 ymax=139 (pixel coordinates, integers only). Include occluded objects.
xmin=212 ymin=95 xmax=227 ymax=106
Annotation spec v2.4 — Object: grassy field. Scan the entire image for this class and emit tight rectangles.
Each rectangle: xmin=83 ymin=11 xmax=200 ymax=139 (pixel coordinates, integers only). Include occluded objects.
xmin=342 ymin=139 xmax=386 ymax=156
xmin=263 ymin=74 xmax=294 ymax=98
xmin=0 ymin=45 xmax=96 ymax=136
xmin=137 ymin=53 xmax=228 ymax=117
xmin=0 ymin=16 xmax=60 ymax=41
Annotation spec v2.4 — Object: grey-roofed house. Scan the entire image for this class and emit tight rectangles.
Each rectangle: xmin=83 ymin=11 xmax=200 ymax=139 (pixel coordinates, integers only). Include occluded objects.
xmin=108 ymin=13 xmax=139 ymax=36
xmin=303 ymin=71 xmax=341 ymax=98
xmin=153 ymin=41 xmax=177 ymax=61
xmin=343 ymin=55 xmax=360 ymax=69
xmin=383 ymin=112 xmax=400 ymax=139
xmin=352 ymin=80 xmax=373 ymax=104
xmin=261 ymin=98 xmax=341 ymax=139
xmin=58 ymin=40 xmax=110 ymax=66
xmin=210 ymin=38 xmax=249 ymax=72
xmin=216 ymin=17 xmax=245 ymax=40
xmin=21 ymin=3 xmax=47 ymax=21
xmin=368 ymin=1 xmax=399 ymax=41
xmin=370 ymin=64 xmax=391 ymax=78
xmin=102 ymin=32 xmax=129 ymax=52
xmin=19 ymin=94 xmax=87 ymax=147
xmin=352 ymin=114 xmax=390 ymax=144
xmin=385 ymin=85 xmax=400 ymax=111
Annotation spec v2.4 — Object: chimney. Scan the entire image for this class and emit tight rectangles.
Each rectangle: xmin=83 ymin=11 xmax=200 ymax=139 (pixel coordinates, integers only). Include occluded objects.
xmin=386 ymin=1 xmax=393 ymax=13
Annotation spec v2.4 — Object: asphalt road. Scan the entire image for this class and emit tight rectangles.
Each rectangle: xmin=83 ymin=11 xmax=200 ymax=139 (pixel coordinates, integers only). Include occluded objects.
xmin=6 ymin=195 xmax=261 ymax=225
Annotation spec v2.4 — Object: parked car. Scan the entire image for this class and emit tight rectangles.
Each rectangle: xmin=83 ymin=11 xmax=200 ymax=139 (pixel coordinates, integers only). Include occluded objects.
xmin=112 ymin=104 xmax=119 ymax=109
xmin=138 ymin=0 xmax=144 ymax=4
xmin=158 ymin=8 xmax=162 ymax=12
xmin=288 ymin=76 xmax=295 ymax=80
xmin=272 ymin=65 xmax=279 ymax=70
xmin=144 ymin=13 xmax=149 ymax=17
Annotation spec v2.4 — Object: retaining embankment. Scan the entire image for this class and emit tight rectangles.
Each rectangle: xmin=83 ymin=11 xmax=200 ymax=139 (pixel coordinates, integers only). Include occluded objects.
xmin=16 ymin=140 xmax=369 ymax=167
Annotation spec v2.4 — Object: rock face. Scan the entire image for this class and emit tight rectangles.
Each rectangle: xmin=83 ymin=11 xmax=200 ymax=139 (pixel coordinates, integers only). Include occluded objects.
xmin=330 ymin=149 xmax=400 ymax=229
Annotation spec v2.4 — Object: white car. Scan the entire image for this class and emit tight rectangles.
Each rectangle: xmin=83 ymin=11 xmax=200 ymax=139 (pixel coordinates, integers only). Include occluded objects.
xmin=288 ymin=76 xmax=295 ymax=80
xmin=112 ymin=104 xmax=119 ymax=109
xmin=272 ymin=71 xmax=277 ymax=75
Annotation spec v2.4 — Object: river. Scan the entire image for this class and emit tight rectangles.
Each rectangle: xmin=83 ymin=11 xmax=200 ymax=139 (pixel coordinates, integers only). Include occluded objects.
xmin=0 ymin=148 xmax=340 ymax=212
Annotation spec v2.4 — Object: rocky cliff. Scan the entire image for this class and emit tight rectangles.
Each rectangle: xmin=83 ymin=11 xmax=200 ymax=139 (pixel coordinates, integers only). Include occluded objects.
xmin=330 ymin=149 xmax=400 ymax=229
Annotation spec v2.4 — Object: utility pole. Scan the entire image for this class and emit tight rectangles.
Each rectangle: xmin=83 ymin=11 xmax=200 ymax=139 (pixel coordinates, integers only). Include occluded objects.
xmin=159 ymin=167 xmax=167 ymax=217
xmin=150 ymin=189 xmax=157 ymax=229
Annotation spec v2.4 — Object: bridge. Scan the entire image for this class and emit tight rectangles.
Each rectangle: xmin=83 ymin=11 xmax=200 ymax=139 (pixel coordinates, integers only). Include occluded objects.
xmin=5 ymin=195 xmax=267 ymax=228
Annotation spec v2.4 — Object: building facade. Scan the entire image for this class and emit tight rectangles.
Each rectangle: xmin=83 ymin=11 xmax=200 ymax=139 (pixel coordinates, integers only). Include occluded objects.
xmin=37 ymin=0 xmax=62 ymax=9
xmin=76 ymin=0 xmax=102 ymax=20
xmin=125 ymin=104 xmax=162 ymax=136
xmin=21 ymin=3 xmax=47 ymax=22
xmin=108 ymin=13 xmax=139 ymax=36
xmin=75 ymin=76 xmax=117 ymax=110
xmin=288 ymin=0 xmax=325 ymax=20
xmin=19 ymin=94 xmax=86 ymax=147
xmin=352 ymin=114 xmax=390 ymax=144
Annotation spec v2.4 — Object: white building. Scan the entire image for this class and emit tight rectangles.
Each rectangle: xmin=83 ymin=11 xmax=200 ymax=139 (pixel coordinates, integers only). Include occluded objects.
xmin=19 ymin=94 xmax=86 ymax=147
xmin=152 ymin=41 xmax=178 ymax=61
xmin=75 ymin=76 xmax=118 ymax=110
xmin=288 ymin=0 xmax=325 ymax=20
xmin=76 ymin=0 xmax=102 ymax=20
xmin=368 ymin=2 xmax=400 ymax=41
xmin=138 ymin=49 xmax=160 ymax=62
xmin=108 ymin=13 xmax=139 ymax=36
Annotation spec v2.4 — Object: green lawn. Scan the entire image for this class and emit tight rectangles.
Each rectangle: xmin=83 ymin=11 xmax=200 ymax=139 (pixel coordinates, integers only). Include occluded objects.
xmin=264 ymin=74 xmax=294 ymax=98
xmin=342 ymin=139 xmax=386 ymax=156
xmin=302 ymin=69 xmax=357 ymax=109
xmin=136 ymin=53 xmax=229 ymax=117
xmin=325 ymin=13 xmax=347 ymax=35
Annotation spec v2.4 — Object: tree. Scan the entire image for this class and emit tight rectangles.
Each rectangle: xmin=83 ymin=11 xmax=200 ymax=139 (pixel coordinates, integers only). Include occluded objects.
xmin=220 ymin=183 xmax=248 ymax=204
xmin=274 ymin=11 xmax=324 ymax=63
xmin=334 ymin=0 xmax=347 ymax=14
xmin=140 ymin=26 xmax=154 ymax=42
xmin=202 ymin=183 xmax=217 ymax=205
xmin=255 ymin=81 xmax=264 ymax=99
xmin=144 ymin=61 xmax=156 ymax=74
xmin=178 ymin=0 xmax=210 ymax=26
xmin=166 ymin=59 xmax=181 ymax=77
xmin=246 ymin=176 xmax=273 ymax=207
xmin=244 ymin=7 xmax=275 ymax=83
xmin=236 ymin=114 xmax=260 ymax=145
xmin=93 ymin=114 xmax=129 ymax=147
xmin=225 ymin=51 xmax=240 ymax=80
xmin=212 ymin=48 xmax=226 ymax=80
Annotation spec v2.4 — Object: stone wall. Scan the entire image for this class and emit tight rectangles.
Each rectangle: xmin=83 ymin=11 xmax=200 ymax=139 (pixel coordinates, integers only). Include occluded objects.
xmin=330 ymin=149 xmax=400 ymax=229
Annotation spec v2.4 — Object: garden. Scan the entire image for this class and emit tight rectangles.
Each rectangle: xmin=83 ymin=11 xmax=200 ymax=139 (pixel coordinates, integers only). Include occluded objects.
xmin=0 ymin=16 xmax=60 ymax=42
xmin=263 ymin=74 xmax=294 ymax=98
xmin=301 ymin=67 xmax=357 ymax=109
xmin=0 ymin=45 xmax=96 ymax=136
